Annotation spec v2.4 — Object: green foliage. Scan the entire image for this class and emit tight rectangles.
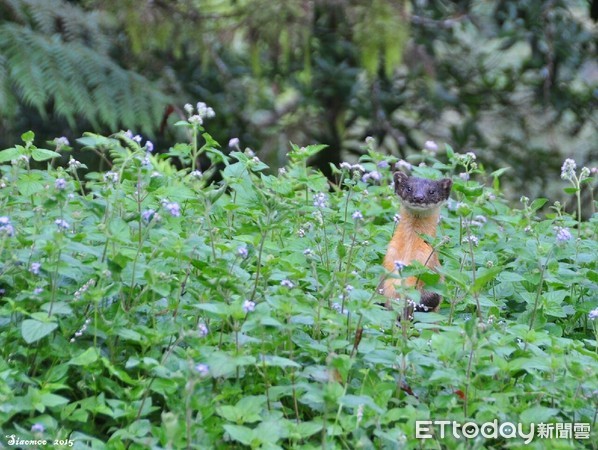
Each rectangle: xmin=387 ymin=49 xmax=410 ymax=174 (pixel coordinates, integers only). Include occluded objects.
xmin=0 ymin=0 xmax=170 ymax=135
xmin=0 ymin=124 xmax=596 ymax=448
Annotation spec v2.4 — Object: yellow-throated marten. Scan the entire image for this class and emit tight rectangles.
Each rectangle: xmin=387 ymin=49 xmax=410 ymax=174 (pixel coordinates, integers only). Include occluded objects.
xmin=381 ymin=172 xmax=452 ymax=313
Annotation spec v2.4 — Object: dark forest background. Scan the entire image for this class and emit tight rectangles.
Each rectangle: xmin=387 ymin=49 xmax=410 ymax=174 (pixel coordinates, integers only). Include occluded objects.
xmin=0 ymin=0 xmax=596 ymax=202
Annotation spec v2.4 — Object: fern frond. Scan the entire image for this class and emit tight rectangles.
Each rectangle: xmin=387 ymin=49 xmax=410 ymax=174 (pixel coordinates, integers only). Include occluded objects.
xmin=0 ymin=0 xmax=171 ymax=135
xmin=0 ymin=22 xmax=171 ymax=135
xmin=0 ymin=54 xmax=19 ymax=118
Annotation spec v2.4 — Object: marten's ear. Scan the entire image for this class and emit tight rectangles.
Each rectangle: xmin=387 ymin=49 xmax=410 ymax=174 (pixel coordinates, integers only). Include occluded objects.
xmin=393 ymin=172 xmax=409 ymax=195
xmin=439 ymin=178 xmax=453 ymax=197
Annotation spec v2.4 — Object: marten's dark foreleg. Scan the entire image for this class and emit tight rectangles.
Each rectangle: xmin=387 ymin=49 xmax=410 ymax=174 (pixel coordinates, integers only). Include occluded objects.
xmin=415 ymin=291 xmax=441 ymax=312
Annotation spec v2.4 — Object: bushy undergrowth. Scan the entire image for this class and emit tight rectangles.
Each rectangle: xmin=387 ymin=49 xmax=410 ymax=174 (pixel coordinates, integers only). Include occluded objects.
xmin=0 ymin=118 xmax=596 ymax=449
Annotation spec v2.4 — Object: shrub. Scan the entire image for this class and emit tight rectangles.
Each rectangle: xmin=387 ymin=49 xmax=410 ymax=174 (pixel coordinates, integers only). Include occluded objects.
xmin=0 ymin=119 xmax=596 ymax=449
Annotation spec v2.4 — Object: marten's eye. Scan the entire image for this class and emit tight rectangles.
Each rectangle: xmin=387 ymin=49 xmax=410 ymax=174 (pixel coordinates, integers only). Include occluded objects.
xmin=406 ymin=186 xmax=412 ymax=193
xmin=428 ymin=189 xmax=436 ymax=195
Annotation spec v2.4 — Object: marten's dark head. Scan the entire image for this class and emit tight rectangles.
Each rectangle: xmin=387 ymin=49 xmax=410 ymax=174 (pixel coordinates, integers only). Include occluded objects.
xmin=393 ymin=172 xmax=452 ymax=214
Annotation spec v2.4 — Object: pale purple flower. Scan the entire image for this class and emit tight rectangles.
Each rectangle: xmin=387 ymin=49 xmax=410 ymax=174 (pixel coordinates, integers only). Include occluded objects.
xmin=462 ymin=235 xmax=479 ymax=246
xmin=190 ymin=170 xmax=203 ymax=179
xmin=554 ymin=226 xmax=572 ymax=242
xmin=55 ymin=136 xmax=70 ymax=147
xmin=103 ymin=171 xmax=119 ymax=184
xmin=196 ymin=102 xmax=215 ymax=119
xmin=68 ymin=157 xmax=82 ymax=170
xmin=313 ymin=192 xmax=328 ymax=209
xmin=394 ymin=260 xmax=406 ymax=271
xmin=124 ymin=130 xmax=134 ymax=139
xmin=145 ymin=141 xmax=154 ymax=153
xmin=55 ymin=178 xmax=67 ymax=190
xmin=162 ymin=201 xmax=181 ymax=217
xmin=356 ymin=404 xmax=364 ymax=424
xmin=12 ymin=154 xmax=29 ymax=165
xmin=331 ymin=302 xmax=348 ymax=315
xmin=362 ymin=171 xmax=381 ymax=183
xmin=228 ymin=138 xmax=240 ymax=148
xmin=195 ymin=363 xmax=209 ymax=377
xmin=141 ymin=209 xmax=155 ymax=223
xmin=184 ymin=103 xmax=194 ymax=115
xmin=424 ymin=140 xmax=438 ymax=152
xmin=198 ymin=322 xmax=208 ymax=337
xmin=0 ymin=216 xmax=15 ymax=236
xmin=281 ymin=279 xmax=294 ymax=289
xmin=560 ymin=158 xmax=576 ymax=181
xmin=303 ymin=248 xmax=313 ymax=256
xmin=589 ymin=308 xmax=598 ymax=320
xmin=242 ymin=299 xmax=256 ymax=313
xmin=132 ymin=135 xmax=142 ymax=144
xmin=340 ymin=162 xmax=352 ymax=170
xmin=395 ymin=160 xmax=412 ymax=171
xmin=237 ymin=246 xmax=248 ymax=259
xmin=377 ymin=160 xmax=389 ymax=169
xmin=55 ymin=219 xmax=70 ymax=230
xmin=31 ymin=423 xmax=45 ymax=433
xmin=351 ymin=164 xmax=365 ymax=172
xmin=30 ymin=262 xmax=41 ymax=275
xmin=459 ymin=172 xmax=470 ymax=181
xmin=352 ymin=210 xmax=363 ymax=221
xmin=33 ymin=287 xmax=43 ymax=295
xmin=74 ymin=279 xmax=95 ymax=299
xmin=188 ymin=115 xmax=203 ymax=126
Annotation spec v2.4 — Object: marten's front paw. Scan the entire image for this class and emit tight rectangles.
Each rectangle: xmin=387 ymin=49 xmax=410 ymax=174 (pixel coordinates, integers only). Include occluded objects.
xmin=416 ymin=291 xmax=441 ymax=312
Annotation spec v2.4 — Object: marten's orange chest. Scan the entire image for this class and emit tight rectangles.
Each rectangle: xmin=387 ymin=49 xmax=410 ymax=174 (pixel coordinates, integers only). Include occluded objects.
xmin=381 ymin=172 xmax=452 ymax=312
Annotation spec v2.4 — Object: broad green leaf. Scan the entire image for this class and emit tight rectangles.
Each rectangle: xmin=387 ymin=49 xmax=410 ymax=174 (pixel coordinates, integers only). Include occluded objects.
xmin=209 ymin=352 xmax=256 ymax=378
xmin=31 ymin=148 xmax=61 ymax=161
xmin=0 ymin=147 xmax=21 ymax=162
xmin=223 ymin=424 xmax=255 ymax=446
xmin=108 ymin=217 xmax=131 ymax=241
xmin=295 ymin=421 xmax=323 ymax=438
xmin=445 ymin=143 xmax=455 ymax=159
xmin=520 ymin=406 xmax=559 ymax=423
xmin=40 ymin=392 xmax=70 ymax=408
xmin=530 ymin=198 xmax=548 ymax=211
xmin=473 ymin=266 xmax=503 ymax=293
xmin=117 ymin=328 xmax=143 ymax=342
xmin=21 ymin=130 xmax=35 ymax=142
xmin=195 ymin=303 xmax=230 ymax=316
xmin=17 ymin=174 xmax=45 ymax=196
xmin=260 ymin=355 xmax=301 ymax=368
xmin=340 ymin=394 xmax=384 ymax=414
xmin=491 ymin=167 xmax=510 ymax=178
xmin=68 ymin=348 xmax=99 ymax=366
xmin=22 ymin=319 xmax=58 ymax=343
